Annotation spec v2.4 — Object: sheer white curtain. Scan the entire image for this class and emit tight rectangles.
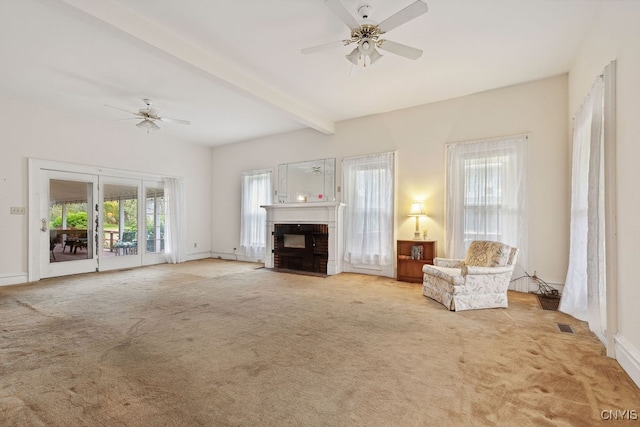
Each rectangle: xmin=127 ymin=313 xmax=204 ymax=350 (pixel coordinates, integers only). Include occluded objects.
xmin=240 ymin=169 xmax=272 ymax=259
xmin=560 ymin=75 xmax=606 ymax=341
xmin=163 ymin=177 xmax=186 ymax=264
xmin=342 ymin=152 xmax=394 ymax=268
xmin=445 ymin=135 xmax=528 ymax=285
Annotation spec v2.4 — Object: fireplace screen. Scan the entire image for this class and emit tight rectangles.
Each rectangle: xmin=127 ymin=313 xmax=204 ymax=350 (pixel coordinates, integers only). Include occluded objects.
xmin=283 ymin=234 xmax=305 ymax=248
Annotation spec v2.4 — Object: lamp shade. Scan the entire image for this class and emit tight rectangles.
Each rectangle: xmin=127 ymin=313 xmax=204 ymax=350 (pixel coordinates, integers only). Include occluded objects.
xmin=358 ymin=38 xmax=375 ymax=56
xmin=136 ymin=119 xmax=160 ymax=132
xmin=408 ymin=202 xmax=426 ymax=216
xmin=345 ymin=47 xmax=360 ymax=65
xmin=346 ymin=38 xmax=384 ymax=68
xmin=368 ymin=48 xmax=383 ymax=64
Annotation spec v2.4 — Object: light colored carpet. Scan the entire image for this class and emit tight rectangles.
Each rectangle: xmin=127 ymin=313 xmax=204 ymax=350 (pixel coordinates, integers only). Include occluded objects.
xmin=0 ymin=259 xmax=638 ymax=426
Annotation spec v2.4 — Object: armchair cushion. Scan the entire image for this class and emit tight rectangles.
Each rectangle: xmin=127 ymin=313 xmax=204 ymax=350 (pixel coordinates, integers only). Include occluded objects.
xmin=433 ymin=258 xmax=464 ymax=268
xmin=422 ymin=265 xmax=464 ymax=286
xmin=464 ymin=240 xmax=511 ymax=267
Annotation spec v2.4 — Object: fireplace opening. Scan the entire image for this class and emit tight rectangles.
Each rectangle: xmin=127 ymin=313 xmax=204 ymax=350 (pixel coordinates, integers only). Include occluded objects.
xmin=283 ymin=234 xmax=305 ymax=249
xmin=273 ymin=224 xmax=328 ymax=274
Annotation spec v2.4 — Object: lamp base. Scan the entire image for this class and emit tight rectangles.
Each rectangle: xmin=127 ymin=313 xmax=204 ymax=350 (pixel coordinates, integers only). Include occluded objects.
xmin=413 ymin=231 xmax=422 ymax=240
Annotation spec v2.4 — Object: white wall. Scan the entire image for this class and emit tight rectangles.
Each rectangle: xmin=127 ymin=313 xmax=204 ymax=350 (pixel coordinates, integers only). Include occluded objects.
xmin=0 ymin=97 xmax=212 ymax=285
xmin=568 ymin=1 xmax=640 ymax=387
xmin=212 ymin=75 xmax=569 ymax=286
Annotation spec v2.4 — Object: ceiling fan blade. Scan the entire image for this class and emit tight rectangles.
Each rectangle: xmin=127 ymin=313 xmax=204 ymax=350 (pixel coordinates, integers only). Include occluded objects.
xmin=377 ymin=0 xmax=428 ymax=34
xmin=301 ymin=40 xmax=347 ymax=55
xmin=378 ymin=39 xmax=423 ymax=60
xmin=104 ymin=104 xmax=140 ymax=116
xmin=159 ymin=117 xmax=191 ymax=125
xmin=324 ymin=0 xmax=360 ymax=30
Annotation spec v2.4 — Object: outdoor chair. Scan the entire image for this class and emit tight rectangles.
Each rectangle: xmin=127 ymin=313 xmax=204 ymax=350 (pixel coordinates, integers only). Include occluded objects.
xmin=113 ymin=231 xmax=137 ymax=255
xmin=50 ymin=239 xmax=57 ymax=261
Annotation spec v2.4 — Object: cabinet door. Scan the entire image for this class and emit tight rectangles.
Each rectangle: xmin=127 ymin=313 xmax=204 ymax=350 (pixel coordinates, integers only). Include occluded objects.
xmin=398 ymin=260 xmax=427 ymax=282
xmin=398 ymin=260 xmax=418 ymax=277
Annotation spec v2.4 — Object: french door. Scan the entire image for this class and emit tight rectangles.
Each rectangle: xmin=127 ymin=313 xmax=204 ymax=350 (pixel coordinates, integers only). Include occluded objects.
xmin=98 ymin=178 xmax=166 ymax=270
xmin=142 ymin=183 xmax=167 ymax=265
xmin=40 ymin=170 xmax=99 ymax=278
xmin=29 ymin=159 xmax=169 ymax=281
xmin=99 ymin=176 xmax=142 ymax=271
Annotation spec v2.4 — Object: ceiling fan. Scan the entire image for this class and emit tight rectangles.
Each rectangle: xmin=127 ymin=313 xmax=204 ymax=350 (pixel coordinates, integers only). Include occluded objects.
xmin=105 ymin=99 xmax=191 ymax=133
xmin=301 ymin=0 xmax=428 ymax=69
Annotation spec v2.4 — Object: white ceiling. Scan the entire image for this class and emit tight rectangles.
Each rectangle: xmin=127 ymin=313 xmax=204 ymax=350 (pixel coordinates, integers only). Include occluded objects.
xmin=0 ymin=0 xmax=600 ymax=146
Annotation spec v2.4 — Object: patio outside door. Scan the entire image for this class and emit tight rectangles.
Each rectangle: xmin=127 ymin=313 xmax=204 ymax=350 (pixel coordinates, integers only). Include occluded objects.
xmin=42 ymin=171 xmax=98 ymax=278
xmin=99 ymin=177 xmax=142 ymax=271
xmin=29 ymin=160 xmax=173 ymax=282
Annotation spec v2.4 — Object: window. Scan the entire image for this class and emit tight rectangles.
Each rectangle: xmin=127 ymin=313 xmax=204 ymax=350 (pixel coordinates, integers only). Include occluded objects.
xmin=462 ymin=154 xmax=509 ymax=243
xmin=240 ymin=169 xmax=272 ymax=259
xmin=342 ymin=152 xmax=394 ymax=268
xmin=445 ymin=135 xmax=528 ymax=271
xmin=561 ymin=65 xmax=614 ymax=349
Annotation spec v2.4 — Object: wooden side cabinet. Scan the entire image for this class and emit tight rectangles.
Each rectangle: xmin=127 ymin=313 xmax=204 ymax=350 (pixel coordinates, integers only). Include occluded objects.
xmin=397 ymin=240 xmax=438 ymax=283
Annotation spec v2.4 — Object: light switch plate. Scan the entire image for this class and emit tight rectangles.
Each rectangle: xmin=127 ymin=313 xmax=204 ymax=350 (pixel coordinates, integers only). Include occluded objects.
xmin=10 ymin=207 xmax=26 ymax=215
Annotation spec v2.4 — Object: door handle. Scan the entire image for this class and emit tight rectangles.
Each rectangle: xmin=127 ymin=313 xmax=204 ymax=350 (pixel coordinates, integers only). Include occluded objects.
xmin=41 ymin=218 xmax=48 ymax=232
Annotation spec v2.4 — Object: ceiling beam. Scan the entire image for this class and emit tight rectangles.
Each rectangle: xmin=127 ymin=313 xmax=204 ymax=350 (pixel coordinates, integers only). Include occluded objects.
xmin=58 ymin=0 xmax=335 ymax=135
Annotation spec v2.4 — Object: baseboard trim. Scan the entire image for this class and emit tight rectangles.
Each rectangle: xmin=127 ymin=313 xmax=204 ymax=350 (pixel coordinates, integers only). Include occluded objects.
xmin=614 ymin=333 xmax=640 ymax=389
xmin=210 ymin=252 xmax=263 ymax=263
xmin=186 ymin=252 xmax=213 ymax=262
xmin=0 ymin=273 xmax=29 ymax=287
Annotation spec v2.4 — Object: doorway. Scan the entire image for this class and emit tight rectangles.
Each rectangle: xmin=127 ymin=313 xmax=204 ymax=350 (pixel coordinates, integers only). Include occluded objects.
xmin=99 ymin=176 xmax=142 ymax=271
xmin=42 ymin=171 xmax=99 ymax=278
xmin=29 ymin=159 xmax=170 ymax=282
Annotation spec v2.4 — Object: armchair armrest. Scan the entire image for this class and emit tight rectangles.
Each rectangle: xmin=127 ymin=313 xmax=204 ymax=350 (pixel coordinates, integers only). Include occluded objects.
xmin=461 ymin=265 xmax=514 ymax=276
xmin=434 ymin=258 xmax=465 ymax=268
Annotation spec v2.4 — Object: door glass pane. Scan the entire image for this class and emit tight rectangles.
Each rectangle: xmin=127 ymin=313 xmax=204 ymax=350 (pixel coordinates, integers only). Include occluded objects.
xmin=49 ymin=179 xmax=93 ymax=262
xmin=145 ymin=188 xmax=165 ymax=253
xmin=104 ymin=184 xmax=138 ymax=257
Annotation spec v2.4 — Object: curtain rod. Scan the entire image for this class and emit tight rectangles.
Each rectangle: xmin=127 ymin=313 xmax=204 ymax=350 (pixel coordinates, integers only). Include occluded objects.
xmin=445 ymin=132 xmax=530 ymax=148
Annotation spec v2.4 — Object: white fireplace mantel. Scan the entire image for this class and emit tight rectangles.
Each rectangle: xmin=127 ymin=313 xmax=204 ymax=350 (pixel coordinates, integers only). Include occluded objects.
xmin=261 ymin=202 xmax=345 ymax=275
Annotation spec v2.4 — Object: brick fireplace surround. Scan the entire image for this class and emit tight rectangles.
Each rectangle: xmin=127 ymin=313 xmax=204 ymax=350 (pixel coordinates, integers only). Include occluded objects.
xmin=261 ymin=202 xmax=345 ymax=275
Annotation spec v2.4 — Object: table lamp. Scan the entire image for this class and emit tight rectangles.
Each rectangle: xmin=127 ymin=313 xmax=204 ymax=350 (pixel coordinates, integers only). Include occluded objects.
xmin=408 ymin=201 xmax=427 ymax=240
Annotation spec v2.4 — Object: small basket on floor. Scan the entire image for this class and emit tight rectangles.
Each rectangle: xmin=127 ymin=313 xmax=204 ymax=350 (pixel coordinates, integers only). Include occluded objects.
xmin=537 ymin=294 xmax=560 ymax=311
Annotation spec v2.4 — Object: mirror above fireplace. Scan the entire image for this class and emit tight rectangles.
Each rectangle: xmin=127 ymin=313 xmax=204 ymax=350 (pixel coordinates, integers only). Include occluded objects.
xmin=277 ymin=158 xmax=335 ymax=203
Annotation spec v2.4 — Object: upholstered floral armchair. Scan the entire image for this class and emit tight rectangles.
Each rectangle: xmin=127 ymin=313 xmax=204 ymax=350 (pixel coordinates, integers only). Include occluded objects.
xmin=422 ymin=240 xmax=518 ymax=311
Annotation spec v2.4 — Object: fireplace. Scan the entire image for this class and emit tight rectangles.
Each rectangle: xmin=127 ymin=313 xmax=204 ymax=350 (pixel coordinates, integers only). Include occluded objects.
xmin=262 ymin=202 xmax=344 ymax=275
xmin=273 ymin=224 xmax=328 ymax=274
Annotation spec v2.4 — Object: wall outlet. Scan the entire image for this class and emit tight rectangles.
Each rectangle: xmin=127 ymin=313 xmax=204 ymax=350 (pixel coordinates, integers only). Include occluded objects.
xmin=10 ymin=207 xmax=25 ymax=215
xmin=194 ymin=242 xmax=198 ymax=248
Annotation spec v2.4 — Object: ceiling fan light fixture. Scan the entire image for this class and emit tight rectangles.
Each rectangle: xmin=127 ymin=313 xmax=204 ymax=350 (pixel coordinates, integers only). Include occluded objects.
xmin=368 ymin=47 xmax=383 ymax=65
xmin=345 ymin=47 xmax=360 ymax=65
xmin=358 ymin=38 xmax=374 ymax=56
xmin=136 ymin=119 xmax=160 ymax=133
xmin=107 ymin=99 xmax=189 ymax=131
xmin=302 ymin=0 xmax=428 ymax=73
